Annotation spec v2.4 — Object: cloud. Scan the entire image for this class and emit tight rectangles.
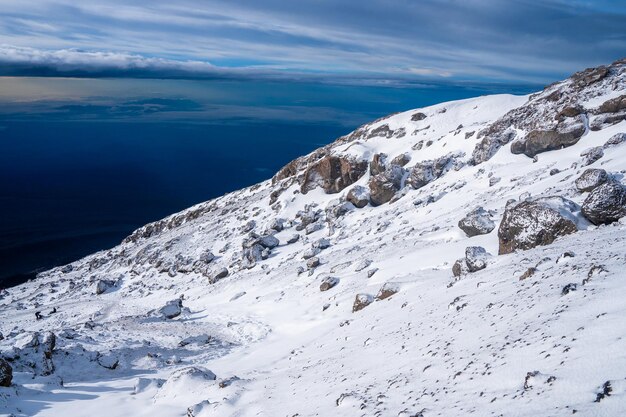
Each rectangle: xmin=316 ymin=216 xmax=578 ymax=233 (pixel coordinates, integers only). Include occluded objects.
xmin=0 ymin=0 xmax=624 ymax=83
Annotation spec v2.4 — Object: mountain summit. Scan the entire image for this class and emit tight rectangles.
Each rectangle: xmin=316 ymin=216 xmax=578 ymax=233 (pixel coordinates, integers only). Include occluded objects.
xmin=1 ymin=59 xmax=625 ymax=416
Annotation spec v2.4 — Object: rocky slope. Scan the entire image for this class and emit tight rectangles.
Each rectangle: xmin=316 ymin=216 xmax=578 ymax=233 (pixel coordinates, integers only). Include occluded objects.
xmin=1 ymin=59 xmax=626 ymax=417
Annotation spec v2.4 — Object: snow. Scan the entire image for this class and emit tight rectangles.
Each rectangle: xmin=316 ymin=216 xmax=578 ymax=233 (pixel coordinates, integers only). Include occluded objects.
xmin=1 ymin=71 xmax=626 ymax=417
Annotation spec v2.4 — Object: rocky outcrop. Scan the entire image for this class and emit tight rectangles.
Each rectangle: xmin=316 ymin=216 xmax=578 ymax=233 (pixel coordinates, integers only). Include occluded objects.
xmin=406 ymin=152 xmax=464 ymax=190
xmin=368 ymin=165 xmax=405 ymax=206
xmin=510 ymin=117 xmax=586 ymax=157
xmin=458 ymin=207 xmax=495 ymax=237
xmin=301 ymin=155 xmax=368 ymax=194
xmin=575 ymin=169 xmax=609 ymax=192
xmin=581 ymin=182 xmax=626 ymax=225
xmin=0 ymin=358 xmax=12 ymax=387
xmin=498 ymin=197 xmax=580 ymax=254
xmin=346 ymin=185 xmax=370 ymax=208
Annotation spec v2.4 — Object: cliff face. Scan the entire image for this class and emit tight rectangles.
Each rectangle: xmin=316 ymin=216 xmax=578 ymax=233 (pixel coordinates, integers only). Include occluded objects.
xmin=1 ymin=59 xmax=626 ymax=417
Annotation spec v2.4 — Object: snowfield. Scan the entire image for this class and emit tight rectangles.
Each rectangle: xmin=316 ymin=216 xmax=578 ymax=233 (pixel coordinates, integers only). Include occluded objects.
xmin=1 ymin=60 xmax=625 ymax=417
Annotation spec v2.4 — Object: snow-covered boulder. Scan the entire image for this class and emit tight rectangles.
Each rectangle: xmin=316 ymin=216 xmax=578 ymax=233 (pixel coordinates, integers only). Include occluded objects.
xmin=159 ymin=299 xmax=183 ymax=319
xmin=376 ymin=282 xmax=399 ymax=300
xmin=465 ymin=246 xmax=489 ymax=272
xmin=97 ymin=352 xmax=119 ymax=370
xmin=369 ymin=153 xmax=388 ymax=176
xmin=458 ymin=207 xmax=495 ymax=237
xmin=582 ymin=182 xmax=626 ymax=225
xmin=498 ymin=197 xmax=582 ymax=254
xmin=352 ymin=294 xmax=374 ymax=312
xmin=95 ymin=279 xmax=115 ymax=295
xmin=346 ymin=185 xmax=370 ymax=208
xmin=580 ymin=146 xmax=604 ymax=166
xmin=575 ymin=168 xmax=609 ymax=192
xmin=319 ymin=276 xmax=339 ymax=292
xmin=301 ymin=155 xmax=368 ymax=194
xmin=604 ymin=132 xmax=626 ymax=148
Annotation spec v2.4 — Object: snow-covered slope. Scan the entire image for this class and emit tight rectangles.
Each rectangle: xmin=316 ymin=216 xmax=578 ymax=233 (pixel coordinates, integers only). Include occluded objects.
xmin=1 ymin=59 xmax=626 ymax=417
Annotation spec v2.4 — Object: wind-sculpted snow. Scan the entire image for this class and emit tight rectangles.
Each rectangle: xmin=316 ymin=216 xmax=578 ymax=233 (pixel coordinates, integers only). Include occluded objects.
xmin=1 ymin=60 xmax=625 ymax=417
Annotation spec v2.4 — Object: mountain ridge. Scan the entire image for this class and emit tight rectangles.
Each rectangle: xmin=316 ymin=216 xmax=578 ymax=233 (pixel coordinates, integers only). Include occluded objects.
xmin=0 ymin=59 xmax=625 ymax=416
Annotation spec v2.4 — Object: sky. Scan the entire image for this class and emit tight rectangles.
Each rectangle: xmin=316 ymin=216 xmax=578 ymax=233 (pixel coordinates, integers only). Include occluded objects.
xmin=0 ymin=0 xmax=625 ymax=85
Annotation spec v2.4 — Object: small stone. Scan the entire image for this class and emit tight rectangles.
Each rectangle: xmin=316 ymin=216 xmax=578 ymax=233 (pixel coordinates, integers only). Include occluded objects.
xmin=352 ymin=294 xmax=374 ymax=312
xmin=319 ymin=276 xmax=339 ymax=292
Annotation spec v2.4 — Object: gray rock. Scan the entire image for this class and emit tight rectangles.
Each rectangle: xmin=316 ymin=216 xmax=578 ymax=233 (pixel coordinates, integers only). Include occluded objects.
xmin=305 ymin=223 xmax=323 ymax=235
xmin=458 ymin=207 xmax=495 ymax=237
xmin=465 ymin=246 xmax=489 ymax=272
xmin=498 ymin=197 xmax=580 ymax=254
xmin=575 ymin=168 xmax=609 ymax=192
xmin=354 ymin=259 xmax=372 ymax=272
xmin=604 ymin=132 xmax=626 ymax=148
xmin=160 ymin=299 xmax=183 ymax=319
xmin=267 ymin=218 xmax=286 ymax=232
xmin=95 ymin=279 xmax=115 ymax=295
xmin=209 ymin=267 xmax=229 ymax=284
xmin=452 ymin=258 xmax=469 ymax=277
xmin=199 ymin=250 xmax=216 ymax=264
xmin=286 ymin=233 xmax=300 ymax=244
xmin=580 ymin=146 xmax=604 ymax=166
xmin=306 ymin=257 xmax=320 ymax=269
xmin=97 ymin=353 xmax=119 ymax=370
xmin=346 ymin=185 xmax=370 ymax=209
xmin=242 ymin=244 xmax=264 ymax=269
xmin=581 ymin=181 xmax=626 ymax=225
xmin=376 ymin=282 xmax=399 ymax=300
xmin=411 ymin=112 xmax=427 ymax=121
xmin=302 ymin=247 xmax=321 ymax=260
xmin=511 ymin=121 xmax=585 ymax=158
xmin=390 ymin=153 xmax=411 ymax=167
xmin=0 ymin=358 xmax=12 ymax=387
xmin=312 ymin=238 xmax=331 ymax=250
xmin=406 ymin=161 xmax=435 ymax=190
xmin=241 ymin=220 xmax=256 ymax=233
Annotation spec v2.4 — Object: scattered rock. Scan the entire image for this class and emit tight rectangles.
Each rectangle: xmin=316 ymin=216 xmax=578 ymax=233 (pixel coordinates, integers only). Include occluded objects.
xmin=160 ymin=299 xmax=183 ymax=319
xmin=594 ymin=381 xmax=613 ymax=402
xmin=580 ymin=146 xmax=604 ymax=166
xmin=0 ymin=358 xmax=12 ymax=387
xmin=242 ymin=244 xmax=264 ymax=269
xmin=376 ymin=282 xmax=399 ymax=300
xmin=286 ymin=234 xmax=300 ymax=244
xmin=352 ymin=294 xmax=374 ymax=312
xmin=458 ymin=207 xmax=495 ymax=237
xmin=302 ymin=247 xmax=321 ymax=260
xmin=452 ymin=258 xmax=469 ymax=277
xmin=581 ymin=181 xmax=626 ymax=225
xmin=301 ymin=155 xmax=368 ymax=194
xmin=411 ymin=112 xmax=427 ymax=121
xmin=97 ymin=353 xmax=119 ymax=370
xmin=267 ymin=218 xmax=286 ymax=232
xmin=489 ymin=176 xmax=501 ymax=187
xmin=575 ymin=168 xmax=609 ymax=192
xmin=218 ymin=376 xmax=240 ymax=388
xmin=320 ymin=276 xmax=339 ymax=292
xmin=391 ymin=153 xmax=411 ymax=167
xmin=306 ymin=257 xmax=320 ymax=270
xmin=498 ymin=197 xmax=580 ymax=254
xmin=367 ymin=268 xmax=379 ymax=278
xmin=354 ymin=259 xmax=372 ymax=272
xmin=312 ymin=238 xmax=331 ymax=250
xmin=370 ymin=153 xmax=388 ymax=176
xmin=549 ymin=168 xmax=561 ymax=176
xmin=199 ymin=250 xmax=216 ymax=264
xmin=346 ymin=185 xmax=370 ymax=208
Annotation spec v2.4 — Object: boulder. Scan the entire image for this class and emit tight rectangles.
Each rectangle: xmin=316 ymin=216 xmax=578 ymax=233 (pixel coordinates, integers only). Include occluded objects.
xmin=306 ymin=257 xmax=320 ymax=270
xmin=597 ymin=94 xmax=626 ymax=114
xmin=95 ymin=279 xmax=115 ymax=295
xmin=376 ymin=282 xmax=399 ymax=300
xmin=390 ymin=153 xmax=411 ymax=167
xmin=242 ymin=244 xmax=264 ymax=269
xmin=160 ymin=299 xmax=183 ymax=319
xmin=97 ymin=353 xmax=119 ymax=370
xmin=302 ymin=247 xmax=321 ymax=260
xmin=301 ymin=155 xmax=368 ymax=194
xmin=452 ymin=258 xmax=469 ymax=277
xmin=511 ymin=120 xmax=585 ymax=158
xmin=267 ymin=218 xmax=286 ymax=232
xmin=411 ymin=112 xmax=427 ymax=121
xmin=312 ymin=238 xmax=331 ymax=250
xmin=406 ymin=162 xmax=435 ymax=190
xmin=575 ymin=169 xmax=608 ymax=192
xmin=286 ymin=233 xmax=300 ymax=244
xmin=346 ymin=185 xmax=370 ymax=208
xmin=498 ymin=197 xmax=581 ymax=254
xmin=319 ymin=276 xmax=339 ymax=292
xmin=465 ymin=246 xmax=489 ymax=272
xmin=352 ymin=294 xmax=374 ymax=312
xmin=199 ymin=250 xmax=215 ymax=264
xmin=354 ymin=259 xmax=372 ymax=272
xmin=604 ymin=132 xmax=626 ymax=149
xmin=368 ymin=165 xmax=405 ymax=206
xmin=580 ymin=146 xmax=604 ymax=166
xmin=581 ymin=182 xmax=626 ymax=225
xmin=458 ymin=207 xmax=495 ymax=237
xmin=240 ymin=220 xmax=256 ymax=233
xmin=0 ymin=358 xmax=12 ymax=387
xmin=370 ymin=153 xmax=388 ymax=176
xmin=209 ymin=267 xmax=229 ymax=284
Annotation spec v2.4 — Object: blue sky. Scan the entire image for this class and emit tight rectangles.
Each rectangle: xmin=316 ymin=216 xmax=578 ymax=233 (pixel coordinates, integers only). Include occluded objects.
xmin=0 ymin=0 xmax=624 ymax=84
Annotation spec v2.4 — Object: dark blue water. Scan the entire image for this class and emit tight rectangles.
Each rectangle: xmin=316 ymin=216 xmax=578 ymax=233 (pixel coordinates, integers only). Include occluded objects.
xmin=0 ymin=77 xmax=538 ymax=286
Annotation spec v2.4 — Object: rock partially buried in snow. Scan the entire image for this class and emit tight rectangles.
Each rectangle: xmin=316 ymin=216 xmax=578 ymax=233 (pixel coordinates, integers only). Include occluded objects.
xmin=575 ymin=168 xmax=609 ymax=192
xmin=498 ymin=197 xmax=582 ymax=254
xmin=376 ymin=282 xmax=399 ymax=300
xmin=354 ymin=259 xmax=372 ymax=272
xmin=604 ymin=132 xmax=626 ymax=149
xmin=0 ymin=357 xmax=12 ymax=387
xmin=458 ymin=207 xmax=495 ymax=237
xmin=581 ymin=181 xmax=626 ymax=225
xmin=97 ymin=353 xmax=119 ymax=370
xmin=208 ymin=267 xmax=229 ymax=284
xmin=352 ymin=294 xmax=374 ymax=312
xmin=346 ymin=185 xmax=370 ymax=209
xmin=160 ymin=299 xmax=183 ymax=319
xmin=319 ymin=276 xmax=339 ymax=292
